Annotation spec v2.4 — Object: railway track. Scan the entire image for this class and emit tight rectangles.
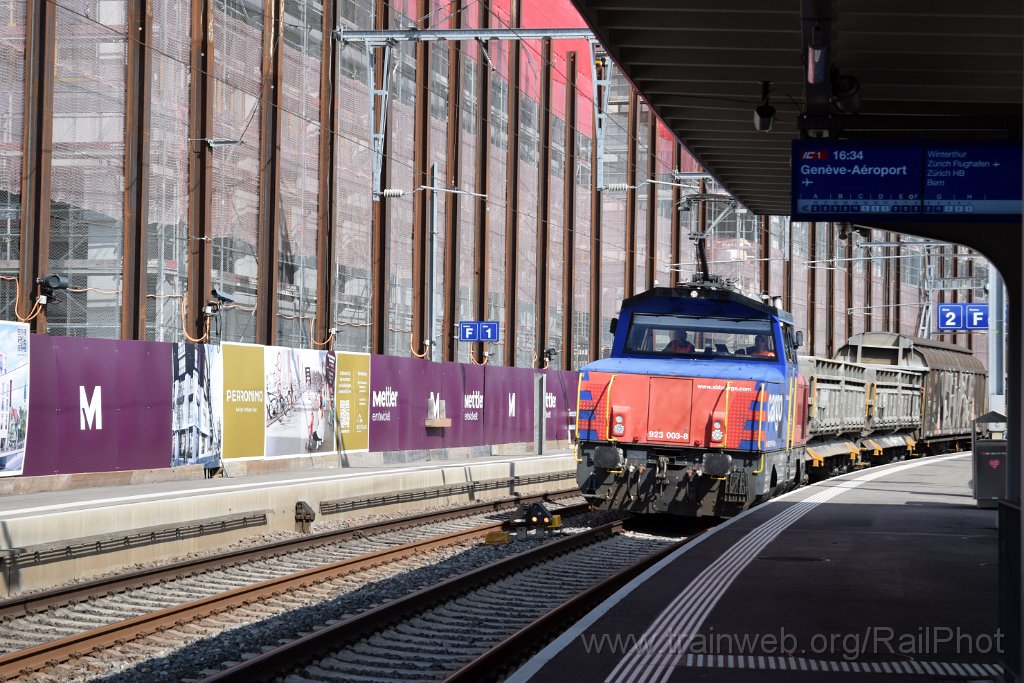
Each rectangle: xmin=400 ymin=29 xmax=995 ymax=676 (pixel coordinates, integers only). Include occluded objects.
xmin=0 ymin=492 xmax=589 ymax=681
xmin=201 ymin=519 xmax=696 ymax=683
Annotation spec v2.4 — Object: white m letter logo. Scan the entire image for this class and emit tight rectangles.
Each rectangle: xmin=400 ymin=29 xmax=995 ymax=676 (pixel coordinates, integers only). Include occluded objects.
xmin=80 ymin=386 xmax=103 ymax=430
xmin=508 ymin=393 xmax=516 ymax=418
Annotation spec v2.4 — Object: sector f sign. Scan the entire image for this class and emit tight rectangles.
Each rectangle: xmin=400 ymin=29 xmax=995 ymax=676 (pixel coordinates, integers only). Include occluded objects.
xmin=937 ymin=303 xmax=988 ymax=331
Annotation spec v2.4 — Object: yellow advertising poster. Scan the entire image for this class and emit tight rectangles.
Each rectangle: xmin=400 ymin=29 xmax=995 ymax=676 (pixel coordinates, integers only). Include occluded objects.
xmin=222 ymin=343 xmax=266 ymax=460
xmin=335 ymin=352 xmax=370 ymax=453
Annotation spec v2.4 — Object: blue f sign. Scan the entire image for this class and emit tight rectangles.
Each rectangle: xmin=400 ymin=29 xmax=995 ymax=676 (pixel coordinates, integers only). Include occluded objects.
xmin=965 ymin=304 xmax=989 ymax=330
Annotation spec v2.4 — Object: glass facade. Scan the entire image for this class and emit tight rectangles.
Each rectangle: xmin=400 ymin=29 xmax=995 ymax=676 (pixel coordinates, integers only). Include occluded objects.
xmin=0 ymin=0 xmax=26 ymax=322
xmin=0 ymin=0 xmax=983 ymax=370
xmin=850 ymin=236 xmax=866 ymax=337
xmin=790 ymin=222 xmax=810 ymax=339
xmin=276 ymin=0 xmax=323 ymax=348
xmin=387 ymin=8 xmax=416 ymax=357
xmin=832 ymin=227 xmax=847 ymax=347
xmin=48 ymin=0 xmax=127 ymax=339
xmin=769 ymin=216 xmax=787 ymax=299
xmin=333 ymin=0 xmax=374 ymax=352
xmin=572 ymin=127 xmax=592 ymax=370
xmin=455 ymin=38 xmax=479 ymax=364
xmin=485 ymin=39 xmax=509 ymax=365
xmin=428 ymin=23 xmax=448 ymax=354
xmin=654 ymin=126 xmax=673 ymax=287
xmin=145 ymin=0 xmax=191 ymax=342
xmin=869 ymin=230 xmax=884 ymax=331
xmin=599 ymin=73 xmax=630 ymax=358
xmin=813 ymin=225 xmax=829 ymax=356
xmin=516 ymin=42 xmax=540 ymax=368
xmin=634 ymin=105 xmax=650 ymax=293
xmin=210 ymin=0 xmax=263 ymax=343
xmin=548 ymin=101 xmax=566 ymax=364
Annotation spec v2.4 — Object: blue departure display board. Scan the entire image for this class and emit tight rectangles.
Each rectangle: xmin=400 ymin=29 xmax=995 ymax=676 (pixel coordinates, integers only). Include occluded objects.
xmin=792 ymin=140 xmax=1021 ymax=222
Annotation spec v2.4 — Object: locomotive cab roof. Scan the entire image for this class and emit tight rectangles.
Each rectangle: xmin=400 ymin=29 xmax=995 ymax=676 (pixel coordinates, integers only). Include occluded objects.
xmin=621 ymin=282 xmax=794 ymax=325
xmin=587 ymin=281 xmax=802 ymax=378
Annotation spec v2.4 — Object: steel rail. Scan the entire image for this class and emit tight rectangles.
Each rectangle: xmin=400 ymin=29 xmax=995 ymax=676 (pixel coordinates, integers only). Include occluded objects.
xmin=200 ymin=519 xmax=629 ymax=682
xmin=0 ymin=489 xmax=580 ymax=620
xmin=446 ymin=531 xmax=701 ymax=682
xmin=0 ymin=503 xmax=587 ymax=680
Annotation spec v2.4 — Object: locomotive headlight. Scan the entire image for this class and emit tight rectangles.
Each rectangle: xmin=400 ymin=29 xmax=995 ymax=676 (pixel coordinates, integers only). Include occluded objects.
xmin=713 ymin=420 xmax=721 ymax=429
xmin=615 ymin=415 xmax=624 ymax=424
xmin=613 ymin=424 xmax=625 ymax=436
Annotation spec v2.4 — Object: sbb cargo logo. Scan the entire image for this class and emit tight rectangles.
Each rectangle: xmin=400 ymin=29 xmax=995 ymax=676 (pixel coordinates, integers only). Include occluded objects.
xmin=801 ymin=150 xmax=830 ymax=161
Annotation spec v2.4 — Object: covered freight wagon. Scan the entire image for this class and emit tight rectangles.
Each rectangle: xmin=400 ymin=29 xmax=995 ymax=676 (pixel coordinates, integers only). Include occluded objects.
xmin=835 ymin=332 xmax=986 ymax=454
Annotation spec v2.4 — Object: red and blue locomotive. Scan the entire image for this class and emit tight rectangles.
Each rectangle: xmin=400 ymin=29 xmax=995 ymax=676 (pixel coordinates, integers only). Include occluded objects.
xmin=576 ymin=277 xmax=810 ymax=517
xmin=576 ymin=274 xmax=986 ymax=518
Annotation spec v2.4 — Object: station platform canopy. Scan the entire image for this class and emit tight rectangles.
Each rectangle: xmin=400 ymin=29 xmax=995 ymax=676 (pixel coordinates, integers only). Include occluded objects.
xmin=570 ymin=0 xmax=1022 ymax=221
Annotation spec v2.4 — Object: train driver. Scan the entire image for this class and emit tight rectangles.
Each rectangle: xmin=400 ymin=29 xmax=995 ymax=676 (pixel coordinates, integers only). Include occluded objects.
xmin=663 ymin=329 xmax=695 ymax=354
xmin=751 ymin=334 xmax=775 ymax=358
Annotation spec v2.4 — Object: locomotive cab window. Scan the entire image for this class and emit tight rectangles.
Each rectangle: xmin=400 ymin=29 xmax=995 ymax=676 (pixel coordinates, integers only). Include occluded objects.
xmin=625 ymin=314 xmax=778 ymax=360
xmin=782 ymin=324 xmax=798 ymax=363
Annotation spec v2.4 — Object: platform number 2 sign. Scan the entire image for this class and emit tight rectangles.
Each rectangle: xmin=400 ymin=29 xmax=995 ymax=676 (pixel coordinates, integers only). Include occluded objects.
xmin=936 ymin=304 xmax=964 ymax=331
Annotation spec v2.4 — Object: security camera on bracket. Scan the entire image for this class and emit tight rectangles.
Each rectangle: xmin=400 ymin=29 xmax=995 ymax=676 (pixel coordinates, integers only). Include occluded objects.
xmin=211 ymin=288 xmax=235 ymax=304
xmin=753 ymin=81 xmax=776 ymax=133
xmin=35 ymin=273 xmax=70 ymax=307
xmin=204 ymin=288 xmax=236 ymax=317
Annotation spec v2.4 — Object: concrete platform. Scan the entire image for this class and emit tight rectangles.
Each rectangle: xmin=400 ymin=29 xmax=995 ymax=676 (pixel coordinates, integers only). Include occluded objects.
xmin=0 ymin=451 xmax=575 ymax=595
xmin=513 ymin=454 xmax=1002 ymax=682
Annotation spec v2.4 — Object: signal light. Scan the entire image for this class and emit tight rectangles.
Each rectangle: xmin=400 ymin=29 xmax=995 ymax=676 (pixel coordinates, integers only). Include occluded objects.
xmin=506 ymin=502 xmax=554 ymax=530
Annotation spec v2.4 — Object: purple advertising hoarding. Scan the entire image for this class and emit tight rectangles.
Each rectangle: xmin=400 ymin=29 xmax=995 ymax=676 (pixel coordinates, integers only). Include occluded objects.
xmin=15 ymin=332 xmax=570 ymax=477
xmin=482 ymin=365 xmax=536 ymax=446
xmin=543 ymin=370 xmax=579 ymax=442
xmin=23 ymin=337 xmax=173 ymax=476
xmin=368 ymin=357 xmax=474 ymax=452
xmin=457 ymin=363 xmax=485 ymax=447
xmin=368 ymin=358 xmax=539 ymax=453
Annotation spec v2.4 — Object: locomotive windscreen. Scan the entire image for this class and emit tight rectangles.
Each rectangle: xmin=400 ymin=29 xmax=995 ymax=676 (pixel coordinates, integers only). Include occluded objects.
xmin=624 ymin=314 xmax=777 ymax=359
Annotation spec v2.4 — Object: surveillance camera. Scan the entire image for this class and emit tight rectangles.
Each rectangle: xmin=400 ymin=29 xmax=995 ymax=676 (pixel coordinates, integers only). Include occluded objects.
xmin=211 ymin=288 xmax=235 ymax=304
xmin=832 ymin=73 xmax=861 ymax=114
xmin=753 ymin=103 xmax=775 ymax=132
xmin=837 ymin=223 xmax=868 ymax=242
xmin=37 ymin=274 xmax=70 ymax=291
